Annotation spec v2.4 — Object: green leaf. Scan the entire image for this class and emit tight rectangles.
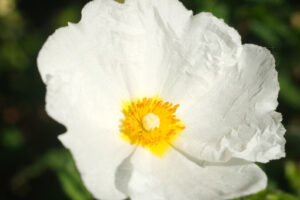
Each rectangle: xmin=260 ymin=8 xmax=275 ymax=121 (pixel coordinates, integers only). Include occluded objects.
xmin=57 ymin=170 xmax=92 ymax=200
xmin=233 ymin=189 xmax=299 ymax=200
xmin=285 ymin=161 xmax=300 ymax=195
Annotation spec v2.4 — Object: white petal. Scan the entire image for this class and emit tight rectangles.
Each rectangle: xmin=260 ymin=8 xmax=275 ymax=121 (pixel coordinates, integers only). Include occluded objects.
xmin=126 ymin=148 xmax=266 ymax=200
xmin=38 ymin=0 xmax=193 ymax=102
xmin=37 ymin=0 xmax=194 ymax=126
xmin=111 ymin=0 xmax=192 ymax=98
xmin=66 ymin=0 xmax=192 ymax=100
xmin=38 ymin=1 xmax=139 ymax=199
xmin=161 ymin=12 xmax=242 ymax=97
xmin=59 ymin=125 xmax=134 ymax=199
xmin=37 ymin=0 xmax=141 ymax=126
xmin=172 ymin=44 xmax=285 ymax=163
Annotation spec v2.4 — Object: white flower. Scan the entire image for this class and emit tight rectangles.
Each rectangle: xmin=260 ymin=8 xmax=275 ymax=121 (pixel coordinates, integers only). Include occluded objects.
xmin=37 ymin=0 xmax=286 ymax=199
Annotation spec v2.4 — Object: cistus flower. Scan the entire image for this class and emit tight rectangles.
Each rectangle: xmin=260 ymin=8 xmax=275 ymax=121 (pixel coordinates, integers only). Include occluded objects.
xmin=37 ymin=0 xmax=286 ymax=199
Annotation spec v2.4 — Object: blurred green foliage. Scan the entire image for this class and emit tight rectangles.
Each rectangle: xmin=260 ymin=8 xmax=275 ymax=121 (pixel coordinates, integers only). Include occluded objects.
xmin=234 ymin=189 xmax=299 ymax=200
xmin=13 ymin=149 xmax=92 ymax=200
xmin=285 ymin=161 xmax=300 ymax=196
xmin=0 ymin=0 xmax=300 ymax=199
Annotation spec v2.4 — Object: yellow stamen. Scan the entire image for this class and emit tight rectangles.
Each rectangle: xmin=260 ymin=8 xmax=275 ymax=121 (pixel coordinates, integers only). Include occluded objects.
xmin=120 ymin=97 xmax=185 ymax=156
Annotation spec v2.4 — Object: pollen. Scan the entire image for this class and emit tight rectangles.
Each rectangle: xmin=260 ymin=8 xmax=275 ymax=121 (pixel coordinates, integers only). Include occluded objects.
xmin=120 ymin=97 xmax=185 ymax=156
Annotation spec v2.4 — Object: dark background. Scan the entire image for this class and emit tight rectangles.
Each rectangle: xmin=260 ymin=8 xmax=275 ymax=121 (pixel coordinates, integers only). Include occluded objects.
xmin=1 ymin=0 xmax=300 ymax=199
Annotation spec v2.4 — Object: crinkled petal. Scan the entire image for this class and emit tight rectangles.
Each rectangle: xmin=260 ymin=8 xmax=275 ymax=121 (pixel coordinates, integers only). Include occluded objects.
xmin=171 ymin=44 xmax=285 ymax=163
xmin=161 ymin=12 xmax=242 ymax=97
xmin=126 ymin=148 xmax=266 ymax=200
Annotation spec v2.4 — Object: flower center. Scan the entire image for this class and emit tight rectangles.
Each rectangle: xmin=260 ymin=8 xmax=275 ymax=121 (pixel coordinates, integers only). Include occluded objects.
xmin=120 ymin=97 xmax=185 ymax=156
xmin=142 ymin=113 xmax=160 ymax=131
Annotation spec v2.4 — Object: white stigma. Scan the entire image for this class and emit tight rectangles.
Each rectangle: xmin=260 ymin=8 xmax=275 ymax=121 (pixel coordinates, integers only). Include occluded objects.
xmin=142 ymin=113 xmax=160 ymax=131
